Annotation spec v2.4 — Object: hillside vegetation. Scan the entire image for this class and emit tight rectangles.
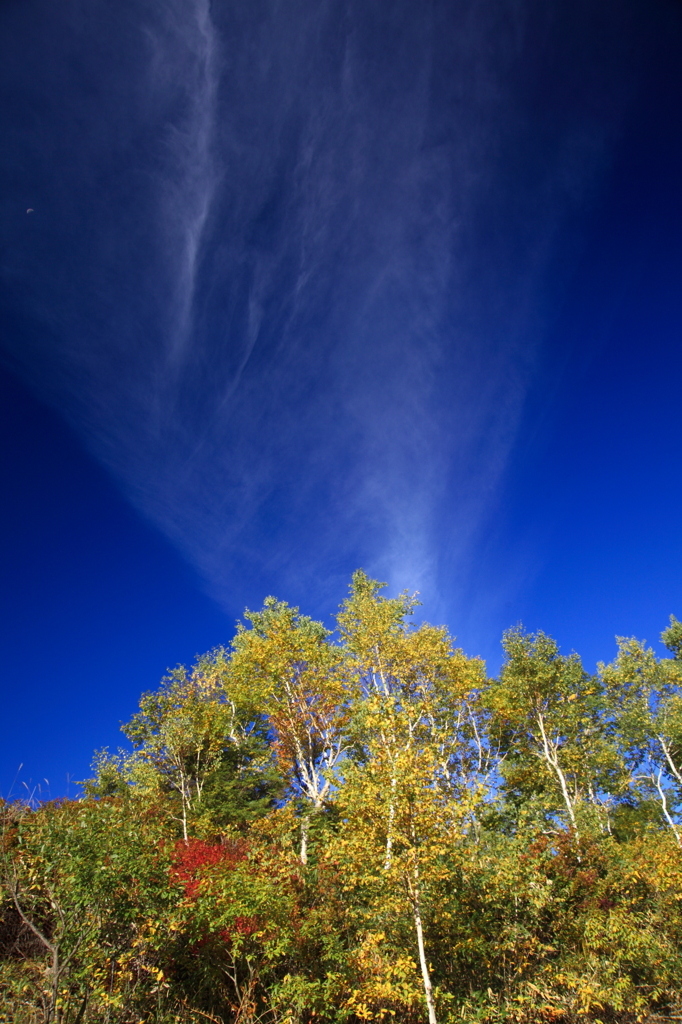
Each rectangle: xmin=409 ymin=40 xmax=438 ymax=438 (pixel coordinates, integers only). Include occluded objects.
xmin=3 ymin=572 xmax=682 ymax=1024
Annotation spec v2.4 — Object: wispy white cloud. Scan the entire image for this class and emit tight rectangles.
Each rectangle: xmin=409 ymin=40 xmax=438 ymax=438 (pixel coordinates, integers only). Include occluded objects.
xmin=0 ymin=0 xmax=632 ymax=625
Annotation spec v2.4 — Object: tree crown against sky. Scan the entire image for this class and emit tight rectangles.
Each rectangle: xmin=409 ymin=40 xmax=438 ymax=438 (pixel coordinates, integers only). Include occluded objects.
xmin=2 ymin=573 xmax=682 ymax=1024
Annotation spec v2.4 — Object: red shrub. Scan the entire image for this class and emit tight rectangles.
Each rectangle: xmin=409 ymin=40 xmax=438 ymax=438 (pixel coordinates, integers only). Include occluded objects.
xmin=220 ymin=916 xmax=259 ymax=943
xmin=170 ymin=838 xmax=248 ymax=899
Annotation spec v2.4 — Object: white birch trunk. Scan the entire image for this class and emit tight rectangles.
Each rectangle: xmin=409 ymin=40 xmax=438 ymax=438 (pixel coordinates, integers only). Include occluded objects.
xmin=384 ymin=771 xmax=397 ymax=870
xmin=410 ymin=861 xmax=437 ymax=1024
xmin=659 ymin=734 xmax=682 ymax=789
xmin=300 ymin=813 xmax=310 ymax=864
xmin=653 ymin=769 xmax=682 ymax=847
xmin=536 ymin=713 xmax=579 ymax=838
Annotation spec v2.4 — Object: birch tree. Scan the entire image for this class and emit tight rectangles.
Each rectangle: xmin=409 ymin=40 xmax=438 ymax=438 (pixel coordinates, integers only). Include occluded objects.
xmin=601 ymin=632 xmax=682 ymax=844
xmin=121 ymin=651 xmax=269 ymax=840
xmin=337 ymin=571 xmax=487 ymax=1024
xmin=490 ymin=627 xmax=620 ymax=838
xmin=230 ymin=598 xmax=347 ymax=863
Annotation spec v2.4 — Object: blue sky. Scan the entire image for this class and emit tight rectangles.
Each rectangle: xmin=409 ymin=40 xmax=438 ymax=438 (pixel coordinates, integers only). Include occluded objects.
xmin=1 ymin=0 xmax=681 ymax=797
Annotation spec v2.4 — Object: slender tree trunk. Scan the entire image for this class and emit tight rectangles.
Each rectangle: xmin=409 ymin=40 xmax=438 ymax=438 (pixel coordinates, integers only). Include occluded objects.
xmin=410 ymin=861 xmax=437 ymax=1024
xmin=537 ymin=713 xmax=579 ymax=839
xmin=181 ymin=798 xmax=189 ymax=842
xmin=384 ymin=771 xmax=397 ymax=870
xmin=300 ymin=814 xmax=310 ymax=865
xmin=659 ymin=735 xmax=682 ymax=789
xmin=49 ymin=947 xmax=60 ymax=1024
xmin=653 ymin=769 xmax=682 ymax=847
xmin=179 ymin=770 xmax=190 ymax=843
xmin=374 ymin=647 xmax=389 ymax=697
xmin=74 ymin=989 xmax=89 ymax=1024
xmin=8 ymin=883 xmax=61 ymax=1024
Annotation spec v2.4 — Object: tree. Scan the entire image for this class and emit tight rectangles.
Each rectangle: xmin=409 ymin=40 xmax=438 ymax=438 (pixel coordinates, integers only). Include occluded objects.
xmin=6 ymin=578 xmax=682 ymax=1024
xmin=662 ymin=614 xmax=682 ymax=661
xmin=490 ymin=627 xmax=620 ymax=839
xmin=119 ymin=648 xmax=279 ymax=839
xmin=601 ymin=634 xmax=682 ymax=844
xmin=230 ymin=598 xmax=347 ymax=864
xmin=336 ymin=571 xmax=487 ymax=1024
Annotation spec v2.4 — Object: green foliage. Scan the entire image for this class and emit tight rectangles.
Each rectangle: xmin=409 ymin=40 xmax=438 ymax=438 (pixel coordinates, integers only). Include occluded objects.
xmin=662 ymin=614 xmax=682 ymax=660
xmin=3 ymin=581 xmax=682 ymax=1024
xmin=199 ymin=736 xmax=284 ymax=828
xmin=600 ymin=635 xmax=682 ymax=844
xmin=489 ymin=627 xmax=623 ymax=838
xmin=0 ymin=795 xmax=176 ymax=1023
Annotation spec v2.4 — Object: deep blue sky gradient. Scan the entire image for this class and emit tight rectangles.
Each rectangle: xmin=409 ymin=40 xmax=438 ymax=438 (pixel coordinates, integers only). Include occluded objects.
xmin=462 ymin=36 xmax=682 ymax=661
xmin=0 ymin=0 xmax=681 ymax=795
xmin=0 ymin=366 xmax=231 ymax=799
